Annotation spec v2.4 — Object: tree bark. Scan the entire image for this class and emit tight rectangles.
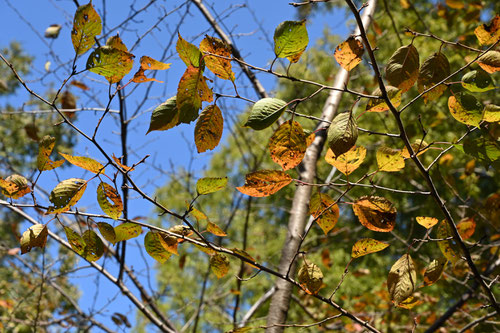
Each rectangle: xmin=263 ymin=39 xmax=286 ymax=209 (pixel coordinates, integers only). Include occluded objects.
xmin=265 ymin=2 xmax=377 ymax=331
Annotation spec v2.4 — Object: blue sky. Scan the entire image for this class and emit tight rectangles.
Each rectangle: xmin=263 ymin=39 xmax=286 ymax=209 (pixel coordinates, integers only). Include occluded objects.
xmin=0 ymin=0 xmax=350 ymax=331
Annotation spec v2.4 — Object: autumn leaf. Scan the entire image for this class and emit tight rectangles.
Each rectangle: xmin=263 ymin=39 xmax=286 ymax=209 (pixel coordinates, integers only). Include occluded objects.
xmin=462 ymin=68 xmax=495 ymax=92
xmin=20 ymin=224 xmax=48 ymax=254
xmin=268 ymin=120 xmax=307 ymax=170
xmin=0 ymin=174 xmax=31 ymax=199
xmin=334 ymin=36 xmax=364 ymax=71
xmin=274 ymin=20 xmax=308 ymax=63
xmin=385 ymin=44 xmax=419 ymax=92
xmin=37 ymin=135 xmax=64 ymax=171
xmin=86 ymin=46 xmax=134 ymax=84
xmin=477 ymin=51 xmax=500 ymax=73
xmin=96 ymin=222 xmax=116 ymax=245
xmin=210 ymin=253 xmax=230 ymax=278
xmin=244 ymin=98 xmax=287 ymax=130
xmin=309 ymin=192 xmax=339 ymax=234
xmin=483 ymin=104 xmax=500 ymax=123
xmin=325 ymin=146 xmax=366 ymax=176
xmin=417 ymin=52 xmax=450 ymax=103
xmin=112 ymin=154 xmax=135 ymax=172
xmin=327 ymin=112 xmax=358 ymax=157
xmin=196 ymin=177 xmax=228 ymax=195
xmin=176 ymin=66 xmax=213 ymax=124
xmin=114 ymin=223 xmax=142 ymax=242
xmin=423 ymin=258 xmax=447 ymax=286
xmin=106 ymin=34 xmax=128 ymax=52
xmin=207 ymin=221 xmax=227 ymax=237
xmin=71 ymin=2 xmax=102 ymax=55
xmin=199 ymin=35 xmax=234 ymax=81
xmin=144 ymin=231 xmax=172 ymax=263
xmin=194 ymin=104 xmax=223 ymax=153
xmin=147 ymin=97 xmax=180 ymax=133
xmin=59 ymin=153 xmax=105 ymax=174
xmin=457 ymin=217 xmax=475 ymax=240
xmin=365 ymin=86 xmax=402 ymax=112
xmin=416 ymin=216 xmax=439 ymax=229
xmin=45 ymin=24 xmax=61 ymax=39
xmin=437 ymin=220 xmax=461 ymax=263
xmin=132 ymin=56 xmax=171 ymax=83
xmin=387 ymin=254 xmax=416 ymax=305
xmin=448 ymin=93 xmax=483 ymax=127
xmin=64 ymin=227 xmax=86 ymax=255
xmin=97 ymin=182 xmax=123 ymax=220
xmin=474 ymin=14 xmax=500 ymax=45
xmin=352 ymin=196 xmax=397 ymax=232
xmin=82 ymin=230 xmax=104 ymax=262
xmin=47 ymin=178 xmax=87 ymax=214
xmin=351 ymin=238 xmax=390 ymax=259
xmin=401 ymin=140 xmax=429 ymax=159
xmin=376 ymin=146 xmax=405 ymax=172
xmin=236 ymin=170 xmax=292 ymax=197
xmin=176 ymin=33 xmax=203 ymax=68
xmin=297 ymin=261 xmax=323 ymax=295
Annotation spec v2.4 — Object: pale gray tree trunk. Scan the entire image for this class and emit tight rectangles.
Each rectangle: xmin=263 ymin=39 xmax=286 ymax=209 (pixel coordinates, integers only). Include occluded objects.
xmin=265 ymin=2 xmax=377 ymax=331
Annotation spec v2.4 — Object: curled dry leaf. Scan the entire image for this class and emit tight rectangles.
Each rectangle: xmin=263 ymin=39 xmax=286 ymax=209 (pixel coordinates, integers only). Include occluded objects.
xmin=47 ymin=178 xmax=87 ymax=214
xmin=474 ymin=15 xmax=500 ymax=45
xmin=423 ymin=258 xmax=447 ymax=286
xmin=0 ymin=174 xmax=31 ymax=199
xmin=20 ymin=224 xmax=48 ymax=254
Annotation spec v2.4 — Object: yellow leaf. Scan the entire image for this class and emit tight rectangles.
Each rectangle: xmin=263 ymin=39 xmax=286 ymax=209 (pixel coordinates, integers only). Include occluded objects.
xmin=199 ymin=35 xmax=234 ymax=81
xmin=71 ymin=2 xmax=102 ymax=55
xmin=457 ymin=217 xmax=475 ymax=240
xmin=144 ymin=231 xmax=172 ymax=263
xmin=448 ymin=93 xmax=483 ymax=127
xmin=59 ymin=152 xmax=105 ymax=174
xmin=96 ymin=222 xmax=116 ymax=245
xmin=474 ymin=14 xmax=500 ymax=45
xmin=351 ymin=238 xmax=390 ymax=259
xmin=325 ymin=146 xmax=366 ymax=175
xmin=140 ymin=56 xmax=171 ymax=70
xmin=114 ymin=223 xmax=142 ymax=242
xmin=387 ymin=254 xmax=417 ymax=305
xmin=210 ymin=253 xmax=230 ymax=278
xmin=86 ymin=46 xmax=135 ymax=84
xmin=37 ymin=135 xmax=65 ymax=171
xmin=416 ymin=216 xmax=439 ymax=229
xmin=20 ymin=224 xmax=48 ymax=254
xmin=309 ymin=192 xmax=339 ymax=234
xmin=365 ymin=86 xmax=402 ymax=112
xmin=334 ymin=36 xmax=364 ymax=71
xmin=423 ymin=258 xmax=447 ymax=286
xmin=97 ymin=182 xmax=123 ymax=220
xmin=236 ymin=170 xmax=292 ymax=197
xmin=268 ymin=120 xmax=307 ymax=171
xmin=207 ymin=221 xmax=227 ymax=237
xmin=352 ymin=196 xmax=397 ymax=232
xmin=0 ymin=175 xmax=31 ymax=199
xmin=376 ymin=146 xmax=405 ymax=172
xmin=274 ymin=20 xmax=308 ymax=63
xmin=176 ymin=66 xmax=213 ymax=124
xmin=106 ymin=34 xmax=128 ymax=52
xmin=437 ymin=220 xmax=461 ymax=264
xmin=297 ymin=261 xmax=323 ymax=295
xmin=401 ymin=140 xmax=429 ymax=158
xmin=195 ymin=105 xmax=223 ymax=153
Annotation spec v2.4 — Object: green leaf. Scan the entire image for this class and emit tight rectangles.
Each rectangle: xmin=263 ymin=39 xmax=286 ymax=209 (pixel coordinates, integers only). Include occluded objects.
xmin=82 ymin=230 xmax=104 ymax=262
xmin=114 ymin=223 xmax=142 ymax=242
xmin=20 ymin=224 xmax=48 ymax=254
xmin=461 ymin=69 xmax=495 ymax=92
xmin=176 ymin=66 xmax=213 ymax=124
xmin=64 ymin=227 xmax=85 ymax=255
xmin=268 ymin=120 xmax=307 ymax=171
xmin=144 ymin=231 xmax=172 ymax=263
xmin=59 ymin=152 xmax=105 ymax=174
xmin=47 ymin=178 xmax=87 ymax=214
xmin=195 ymin=104 xmax=223 ymax=153
xmin=97 ymin=182 xmax=123 ymax=220
xmin=244 ymin=98 xmax=287 ymax=130
xmin=297 ymin=261 xmax=323 ymax=295
xmin=96 ymin=222 xmax=116 ymax=244
xmin=196 ymin=177 xmax=228 ymax=195
xmin=274 ymin=20 xmax=308 ymax=63
xmin=71 ymin=2 xmax=102 ymax=55
xmin=423 ymin=258 xmax=447 ymax=286
xmin=483 ymin=104 xmax=500 ymax=123
xmin=86 ymin=46 xmax=134 ymax=84
xmin=417 ymin=52 xmax=450 ymax=103
xmin=37 ymin=135 xmax=65 ymax=171
xmin=147 ymin=97 xmax=180 ymax=133
xmin=365 ymin=86 xmax=402 ymax=112
xmin=385 ymin=44 xmax=419 ymax=92
xmin=210 ymin=253 xmax=230 ymax=278
xmin=199 ymin=35 xmax=234 ymax=81
xmin=463 ymin=137 xmax=500 ymax=167
xmin=309 ymin=192 xmax=339 ymax=235
xmin=351 ymin=238 xmax=390 ymax=259
xmin=448 ymin=93 xmax=483 ymax=127
xmin=176 ymin=33 xmax=203 ymax=68
xmin=387 ymin=254 xmax=417 ymax=305
xmin=327 ymin=112 xmax=358 ymax=157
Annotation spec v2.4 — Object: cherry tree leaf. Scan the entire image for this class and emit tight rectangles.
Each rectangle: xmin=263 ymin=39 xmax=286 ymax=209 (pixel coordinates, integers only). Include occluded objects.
xmin=59 ymin=152 xmax=105 ymax=174
xmin=195 ymin=104 xmax=223 ymax=153
xmin=176 ymin=33 xmax=203 ymax=68
xmin=401 ymin=140 xmax=429 ymax=158
xmin=97 ymin=182 xmax=123 ymax=220
xmin=397 ymin=296 xmax=422 ymax=310
xmin=37 ymin=135 xmax=65 ymax=171
xmin=106 ymin=34 xmax=128 ymax=52
xmin=462 ymin=68 xmax=495 ymax=92
xmin=274 ymin=20 xmax=308 ymax=63
xmin=207 ymin=221 xmax=227 ymax=237
xmin=0 ymin=174 xmax=31 ymax=199
xmin=144 ymin=231 xmax=172 ymax=263
xmin=64 ymin=227 xmax=85 ymax=255
xmin=334 ymin=36 xmax=364 ymax=71
xmin=309 ymin=192 xmax=339 ymax=235
xmin=232 ymin=248 xmax=258 ymax=269
xmin=376 ymin=146 xmax=405 ymax=172
xmin=132 ymin=68 xmax=163 ymax=83
xmin=196 ymin=177 xmax=228 ymax=195
xmin=474 ymin=14 xmax=500 ymax=45
xmin=417 ymin=52 xmax=450 ymax=103
xmin=244 ymin=98 xmax=287 ymax=130
xmin=112 ymin=154 xmax=135 ymax=172
xmin=387 ymin=254 xmax=417 ymax=305
xmin=385 ymin=44 xmax=420 ymax=92
xmin=365 ymin=86 xmax=402 ymax=112
xmin=140 ymin=56 xmax=170 ymax=70
xmin=448 ymin=93 xmax=483 ymax=127
xmin=71 ymin=2 xmax=102 ymax=55
xmin=416 ymin=216 xmax=439 ymax=229
xmin=176 ymin=66 xmax=213 ymax=124
xmin=96 ymin=222 xmax=116 ymax=245
xmin=268 ymin=120 xmax=307 ymax=171
xmin=47 ymin=178 xmax=87 ymax=214
xmin=147 ymin=97 xmax=179 ymax=133
xmin=423 ymin=258 xmax=447 ymax=286
xmin=210 ymin=253 xmax=230 ymax=278
xmin=114 ymin=223 xmax=142 ymax=242
xmin=20 ymin=224 xmax=48 ymax=254
xmin=236 ymin=170 xmax=292 ymax=197
xmin=325 ymin=146 xmax=366 ymax=176
xmin=477 ymin=51 xmax=500 ymax=73
xmin=437 ymin=220 xmax=461 ymax=263
xmin=483 ymin=104 xmax=500 ymax=123
xmin=70 ymin=80 xmax=90 ymax=91
xmin=351 ymin=238 xmax=390 ymax=259
xmin=457 ymin=217 xmax=475 ymax=240
xmin=158 ymin=234 xmax=178 ymax=255
xmin=86 ymin=46 xmax=134 ymax=84
xmin=82 ymin=230 xmax=104 ymax=262
xmin=352 ymin=196 xmax=397 ymax=232
xmin=327 ymin=112 xmax=358 ymax=157
xmin=199 ymin=35 xmax=234 ymax=81
xmin=297 ymin=261 xmax=323 ymax=295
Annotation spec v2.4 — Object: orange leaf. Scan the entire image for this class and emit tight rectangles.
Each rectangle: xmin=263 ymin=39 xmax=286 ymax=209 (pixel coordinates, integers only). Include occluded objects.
xmin=457 ymin=217 xmax=475 ymax=240
xmin=352 ymin=196 xmax=397 ymax=232
xmin=112 ymin=154 xmax=135 ymax=172
xmin=325 ymin=146 xmax=366 ymax=176
xmin=309 ymin=192 xmax=339 ymax=234
xmin=334 ymin=36 xmax=364 ymax=71
xmin=194 ymin=104 xmax=223 ymax=153
xmin=268 ymin=120 xmax=307 ymax=171
xmin=207 ymin=221 xmax=227 ymax=237
xmin=477 ymin=51 xmax=500 ymax=73
xmin=474 ymin=15 xmax=500 ymax=45
xmin=176 ymin=66 xmax=213 ymax=124
xmin=236 ymin=170 xmax=292 ymax=197
xmin=199 ymin=35 xmax=234 ymax=81
xmin=416 ymin=216 xmax=439 ymax=229
xmin=140 ymin=56 xmax=171 ymax=70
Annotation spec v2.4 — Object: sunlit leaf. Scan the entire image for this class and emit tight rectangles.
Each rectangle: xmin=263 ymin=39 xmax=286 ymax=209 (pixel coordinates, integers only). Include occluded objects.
xmin=37 ymin=135 xmax=65 ymax=171
xmin=376 ymin=146 xmax=405 ymax=172
xmin=416 ymin=216 xmax=439 ymax=229
xmin=385 ymin=44 xmax=419 ymax=92
xmin=112 ymin=154 xmax=135 ymax=172
xmin=188 ymin=203 xmax=208 ymax=222
xmin=144 ymin=231 xmax=172 ymax=263
xmin=352 ymin=196 xmax=397 ymax=232
xmin=462 ymin=68 xmax=495 ymax=92
xmin=71 ymin=2 xmax=102 ymax=55
xmin=176 ymin=33 xmax=203 ymax=68
xmin=474 ymin=14 xmax=500 ymax=45
xmin=297 ymin=261 xmax=323 ymax=295
xmin=244 ymin=98 xmax=287 ymax=130
xmin=195 ymin=104 xmax=223 ymax=153
xmin=196 ymin=177 xmax=228 ymax=195
xmin=20 ymin=224 xmax=48 ymax=254
xmin=387 ymin=254 xmax=417 ymax=305
xmin=236 ymin=170 xmax=292 ymax=197
xmin=232 ymin=248 xmax=258 ymax=268
xmin=96 ymin=222 xmax=116 ymax=245
xmin=168 ymin=225 xmax=193 ymax=238
xmin=114 ymin=223 xmax=142 ymax=242
xmin=59 ymin=152 xmax=105 ymax=174
xmin=445 ymin=0 xmax=464 ymax=9
xmin=477 ymin=51 xmax=500 ymax=73
xmin=309 ymin=192 xmax=339 ymax=234
xmin=437 ymin=220 xmax=461 ymax=263
xmin=0 ymin=174 xmax=31 ymax=199
xmin=365 ymin=86 xmax=402 ymax=112
xmin=147 ymin=97 xmax=180 ymax=133
xmin=106 ymin=34 xmax=128 ymax=52
xmin=334 ymin=36 xmax=364 ymax=71
xmin=45 ymin=24 xmax=61 ymax=39
xmin=47 ymin=178 xmax=87 ymax=214
xmin=401 ymin=140 xmax=429 ymax=158
xmin=199 ymin=35 xmax=234 ymax=81
xmin=207 ymin=221 xmax=227 ymax=237
xmin=70 ymin=80 xmax=90 ymax=91
xmin=210 ymin=253 xmax=230 ymax=278
xmin=351 ymin=238 xmax=390 ymax=259
xmin=457 ymin=217 xmax=475 ymax=240
xmin=418 ymin=52 xmax=450 ymax=103
xmin=274 ymin=20 xmax=308 ymax=63
xmin=132 ymin=68 xmax=163 ymax=83
xmin=325 ymin=146 xmax=366 ymax=176
xmin=397 ymin=296 xmax=422 ymax=309
xmin=483 ymin=104 xmax=500 ymax=123
xmin=268 ymin=120 xmax=307 ymax=170
xmin=327 ymin=112 xmax=358 ymax=157
xmin=463 ymin=137 xmax=500 ymax=167
xmin=97 ymin=182 xmax=123 ymax=220
xmin=86 ymin=46 xmax=134 ymax=84
xmin=64 ymin=227 xmax=85 ymax=255
xmin=82 ymin=230 xmax=104 ymax=261
xmin=423 ymin=258 xmax=447 ymax=286
xmin=140 ymin=56 xmax=170 ymax=70
xmin=159 ymin=234 xmax=179 ymax=255
xmin=176 ymin=66 xmax=213 ymax=124
xmin=448 ymin=93 xmax=483 ymax=127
